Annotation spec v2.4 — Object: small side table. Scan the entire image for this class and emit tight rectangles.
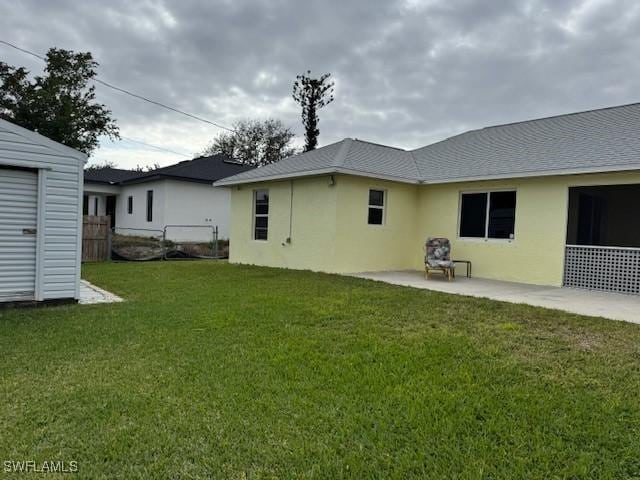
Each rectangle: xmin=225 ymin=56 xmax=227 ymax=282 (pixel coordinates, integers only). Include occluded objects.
xmin=452 ymin=260 xmax=472 ymax=278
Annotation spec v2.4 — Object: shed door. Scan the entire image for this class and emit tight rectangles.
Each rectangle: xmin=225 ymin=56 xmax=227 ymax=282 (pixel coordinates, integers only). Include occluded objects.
xmin=0 ymin=168 xmax=38 ymax=300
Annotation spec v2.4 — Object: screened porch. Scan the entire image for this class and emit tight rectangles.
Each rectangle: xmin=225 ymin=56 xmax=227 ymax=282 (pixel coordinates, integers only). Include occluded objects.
xmin=564 ymin=184 xmax=640 ymax=294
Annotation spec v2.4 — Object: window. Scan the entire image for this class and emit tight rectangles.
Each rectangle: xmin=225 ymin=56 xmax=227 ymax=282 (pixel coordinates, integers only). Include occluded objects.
xmin=459 ymin=191 xmax=516 ymax=239
xmin=146 ymin=190 xmax=153 ymax=222
xmin=127 ymin=196 xmax=133 ymax=214
xmin=83 ymin=195 xmax=89 ymax=215
xmin=459 ymin=193 xmax=487 ymax=237
xmin=94 ymin=197 xmax=99 ymax=216
xmin=254 ymin=189 xmax=269 ymax=240
xmin=488 ymin=191 xmax=517 ymax=239
xmin=368 ymin=189 xmax=385 ymax=225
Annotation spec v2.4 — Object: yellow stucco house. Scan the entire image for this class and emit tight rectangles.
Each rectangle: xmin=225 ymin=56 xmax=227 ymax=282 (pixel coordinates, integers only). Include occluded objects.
xmin=215 ymin=103 xmax=640 ymax=295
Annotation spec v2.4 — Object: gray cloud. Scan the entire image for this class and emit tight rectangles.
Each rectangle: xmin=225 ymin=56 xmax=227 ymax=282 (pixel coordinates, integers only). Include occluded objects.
xmin=1 ymin=0 xmax=639 ymax=167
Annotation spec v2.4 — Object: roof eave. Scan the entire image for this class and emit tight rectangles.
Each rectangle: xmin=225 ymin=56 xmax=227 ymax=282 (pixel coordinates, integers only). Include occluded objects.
xmin=213 ymin=167 xmax=338 ymax=186
xmin=83 ymin=179 xmax=118 ymax=185
xmin=214 ymin=167 xmax=420 ymax=186
xmin=121 ymin=174 xmax=219 ymax=185
xmin=0 ymin=118 xmax=88 ymax=163
xmin=419 ymin=164 xmax=640 ymax=184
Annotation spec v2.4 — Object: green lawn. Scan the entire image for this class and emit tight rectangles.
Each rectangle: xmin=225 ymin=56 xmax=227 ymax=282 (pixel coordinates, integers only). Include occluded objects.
xmin=2 ymin=261 xmax=640 ymax=479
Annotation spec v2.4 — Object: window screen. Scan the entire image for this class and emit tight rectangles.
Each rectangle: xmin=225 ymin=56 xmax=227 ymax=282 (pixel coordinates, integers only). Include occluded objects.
xmin=254 ymin=189 xmax=269 ymax=240
xmin=460 ymin=193 xmax=487 ymax=237
xmin=460 ymin=191 xmax=516 ymax=239
xmin=368 ymin=189 xmax=385 ymax=225
xmin=488 ymin=191 xmax=516 ymax=239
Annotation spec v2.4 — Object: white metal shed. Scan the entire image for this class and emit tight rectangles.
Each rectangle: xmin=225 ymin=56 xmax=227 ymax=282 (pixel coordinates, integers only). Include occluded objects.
xmin=0 ymin=118 xmax=87 ymax=303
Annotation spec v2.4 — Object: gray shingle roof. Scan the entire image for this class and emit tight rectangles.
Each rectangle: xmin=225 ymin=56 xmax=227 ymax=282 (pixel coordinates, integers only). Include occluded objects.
xmin=215 ymin=102 xmax=640 ymax=186
xmin=215 ymin=138 xmax=419 ymax=185
xmin=412 ymin=102 xmax=640 ymax=182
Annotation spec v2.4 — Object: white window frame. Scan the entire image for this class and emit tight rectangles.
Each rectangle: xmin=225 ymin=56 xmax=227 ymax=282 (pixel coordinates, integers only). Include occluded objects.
xmin=367 ymin=189 xmax=386 ymax=226
xmin=458 ymin=189 xmax=517 ymax=242
xmin=253 ymin=189 xmax=269 ymax=241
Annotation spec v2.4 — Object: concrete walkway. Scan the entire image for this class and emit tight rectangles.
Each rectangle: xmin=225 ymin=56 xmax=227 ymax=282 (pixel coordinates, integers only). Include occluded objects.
xmin=79 ymin=280 xmax=123 ymax=305
xmin=351 ymin=271 xmax=640 ymax=324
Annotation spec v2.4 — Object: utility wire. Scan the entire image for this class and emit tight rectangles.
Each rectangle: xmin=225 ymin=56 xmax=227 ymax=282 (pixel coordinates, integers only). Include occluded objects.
xmin=0 ymin=39 xmax=235 ymax=132
xmin=119 ymin=136 xmax=192 ymax=158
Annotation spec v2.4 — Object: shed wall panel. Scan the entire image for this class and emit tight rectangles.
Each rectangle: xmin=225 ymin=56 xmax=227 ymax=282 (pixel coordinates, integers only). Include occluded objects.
xmin=0 ymin=168 xmax=37 ymax=300
xmin=0 ymin=120 xmax=85 ymax=302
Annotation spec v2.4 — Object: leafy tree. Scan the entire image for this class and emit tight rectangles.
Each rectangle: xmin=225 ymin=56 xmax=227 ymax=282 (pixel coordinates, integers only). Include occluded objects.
xmin=85 ymin=160 xmax=116 ymax=172
xmin=134 ymin=162 xmax=161 ymax=172
xmin=292 ymin=71 xmax=334 ymax=151
xmin=203 ymin=118 xmax=297 ymax=166
xmin=0 ymin=48 xmax=119 ymax=155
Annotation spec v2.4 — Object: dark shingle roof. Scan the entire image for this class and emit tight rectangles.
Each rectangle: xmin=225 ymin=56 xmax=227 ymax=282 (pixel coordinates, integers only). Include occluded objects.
xmin=84 ymin=154 xmax=255 ymax=186
xmin=84 ymin=167 xmax=142 ymax=184
xmin=216 ymin=102 xmax=640 ymax=186
xmin=121 ymin=154 xmax=254 ymax=185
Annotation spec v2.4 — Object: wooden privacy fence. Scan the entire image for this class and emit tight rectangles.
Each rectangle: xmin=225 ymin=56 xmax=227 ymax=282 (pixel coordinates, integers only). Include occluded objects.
xmin=82 ymin=215 xmax=111 ymax=262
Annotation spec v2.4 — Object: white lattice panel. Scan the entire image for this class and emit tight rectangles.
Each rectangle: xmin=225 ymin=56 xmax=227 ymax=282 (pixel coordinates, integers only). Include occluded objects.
xmin=564 ymin=245 xmax=640 ymax=295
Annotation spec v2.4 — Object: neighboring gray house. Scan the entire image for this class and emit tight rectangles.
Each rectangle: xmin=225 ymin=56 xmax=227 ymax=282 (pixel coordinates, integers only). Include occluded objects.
xmin=0 ymin=118 xmax=86 ymax=303
xmin=83 ymin=155 xmax=254 ymax=240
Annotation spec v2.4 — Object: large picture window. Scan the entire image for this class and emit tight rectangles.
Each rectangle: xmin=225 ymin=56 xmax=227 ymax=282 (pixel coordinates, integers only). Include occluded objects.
xmin=368 ymin=189 xmax=385 ymax=225
xmin=254 ymin=189 xmax=269 ymax=240
xmin=459 ymin=191 xmax=516 ymax=239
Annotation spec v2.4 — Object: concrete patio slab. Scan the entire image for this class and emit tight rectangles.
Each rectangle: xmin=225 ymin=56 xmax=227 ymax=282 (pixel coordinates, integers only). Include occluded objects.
xmin=350 ymin=270 xmax=640 ymax=324
xmin=79 ymin=280 xmax=123 ymax=305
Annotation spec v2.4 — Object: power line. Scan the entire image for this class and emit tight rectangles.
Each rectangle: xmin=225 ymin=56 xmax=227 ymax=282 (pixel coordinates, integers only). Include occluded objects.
xmin=0 ymin=39 xmax=235 ymax=132
xmin=118 ymin=136 xmax=193 ymax=158
xmin=0 ymin=39 xmax=46 ymax=60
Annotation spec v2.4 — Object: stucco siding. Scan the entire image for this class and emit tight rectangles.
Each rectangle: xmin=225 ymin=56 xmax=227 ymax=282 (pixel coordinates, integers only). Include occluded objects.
xmin=115 ymin=181 xmax=167 ymax=236
xmin=94 ymin=180 xmax=231 ymax=241
xmin=416 ymin=171 xmax=640 ymax=286
xmin=85 ymin=194 xmax=107 ymax=216
xmin=334 ymin=176 xmax=419 ymax=273
xmin=229 ymin=177 xmax=338 ymax=271
xmin=162 ymin=180 xmax=231 ymax=240
xmin=227 ymin=168 xmax=640 ymax=287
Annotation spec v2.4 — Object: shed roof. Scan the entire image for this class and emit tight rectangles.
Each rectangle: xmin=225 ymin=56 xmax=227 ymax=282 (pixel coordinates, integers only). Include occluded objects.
xmin=0 ymin=118 xmax=87 ymax=163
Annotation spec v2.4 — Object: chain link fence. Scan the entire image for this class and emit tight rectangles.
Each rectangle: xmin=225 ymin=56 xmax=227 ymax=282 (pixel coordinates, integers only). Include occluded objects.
xmin=110 ymin=225 xmax=225 ymax=261
xmin=163 ymin=225 xmax=221 ymax=260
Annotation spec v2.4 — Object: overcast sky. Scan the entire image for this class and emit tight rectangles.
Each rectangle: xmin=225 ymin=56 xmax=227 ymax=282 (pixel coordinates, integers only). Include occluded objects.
xmin=1 ymin=0 xmax=639 ymax=169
